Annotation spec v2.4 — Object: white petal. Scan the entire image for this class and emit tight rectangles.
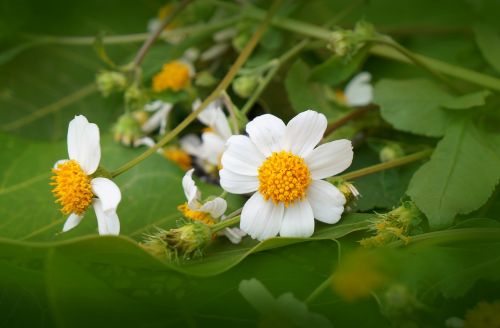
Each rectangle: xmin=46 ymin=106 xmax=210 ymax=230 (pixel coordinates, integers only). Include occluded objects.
xmin=280 ymin=199 xmax=314 ymax=238
xmin=67 ymin=115 xmax=101 ymax=175
xmin=93 ymin=198 xmax=120 ymax=235
xmin=305 ymin=139 xmax=353 ymax=180
xmin=307 ymin=180 xmax=346 ymax=224
xmin=200 ymin=43 xmax=230 ymax=62
xmin=62 ymin=213 xmax=83 ymax=232
xmin=283 ymin=110 xmax=327 ymax=158
xmin=194 ymin=98 xmax=232 ymax=140
xmin=240 ymin=193 xmax=284 ymax=241
xmin=213 ymin=28 xmax=237 ymax=42
xmin=345 ymin=72 xmax=373 ymax=107
xmin=133 ymin=137 xmax=156 ymax=148
xmin=53 ymin=159 xmax=68 ymax=169
xmin=220 ymin=135 xmax=264 ymax=176
xmin=142 ymin=105 xmax=172 ymax=134
xmin=200 ymin=197 xmax=227 ymax=219
xmin=219 ymin=169 xmax=259 ymax=194
xmin=246 ymin=114 xmax=286 ymax=157
xmin=180 ymin=134 xmax=202 ymax=156
xmin=220 ymin=227 xmax=246 ymax=244
xmin=239 ymin=279 xmax=276 ymax=314
xmin=91 ymin=178 xmax=121 ymax=212
xmin=182 ymin=169 xmax=201 ymax=209
xmin=200 ymin=132 xmax=226 ymax=165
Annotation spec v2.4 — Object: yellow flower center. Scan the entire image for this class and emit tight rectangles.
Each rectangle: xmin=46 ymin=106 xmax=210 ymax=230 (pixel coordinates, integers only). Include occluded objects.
xmin=177 ymin=203 xmax=215 ymax=225
xmin=163 ymin=147 xmax=192 ymax=171
xmin=258 ymin=151 xmax=311 ymax=206
xmin=51 ymin=160 xmax=93 ymax=215
xmin=335 ymin=90 xmax=347 ymax=105
xmin=153 ymin=61 xmax=191 ymax=93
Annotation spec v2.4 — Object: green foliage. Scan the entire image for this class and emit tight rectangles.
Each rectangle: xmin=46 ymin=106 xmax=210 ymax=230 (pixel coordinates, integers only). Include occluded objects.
xmin=408 ymin=120 xmax=500 ymax=228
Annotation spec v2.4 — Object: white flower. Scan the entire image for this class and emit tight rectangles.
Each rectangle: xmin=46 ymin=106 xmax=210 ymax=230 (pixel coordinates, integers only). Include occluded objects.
xmin=51 ymin=115 xmax=121 ymax=235
xmin=239 ymin=278 xmax=332 ymax=328
xmin=180 ymin=169 xmax=245 ymax=244
xmin=220 ymin=110 xmax=353 ymax=240
xmin=142 ymin=100 xmax=173 ymax=135
xmin=344 ymin=71 xmax=373 ymax=107
xmin=181 ymin=98 xmax=232 ymax=169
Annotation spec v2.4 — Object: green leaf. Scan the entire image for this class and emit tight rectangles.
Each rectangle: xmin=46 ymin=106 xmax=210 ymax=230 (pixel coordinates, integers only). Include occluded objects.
xmin=310 ymin=48 xmax=368 ymax=86
xmin=474 ymin=24 xmax=500 ymax=74
xmin=285 ymin=59 xmax=338 ymax=118
xmin=374 ymin=79 xmax=452 ymax=137
xmin=441 ymin=90 xmax=491 ymax=110
xmin=407 ymin=120 xmax=500 ymax=228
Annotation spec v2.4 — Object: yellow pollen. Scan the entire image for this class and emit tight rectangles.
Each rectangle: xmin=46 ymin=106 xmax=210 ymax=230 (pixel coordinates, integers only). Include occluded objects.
xmin=163 ymin=147 xmax=192 ymax=171
xmin=50 ymin=160 xmax=93 ymax=215
xmin=177 ymin=203 xmax=215 ymax=225
xmin=258 ymin=151 xmax=311 ymax=206
xmin=153 ymin=61 xmax=191 ymax=93
xmin=335 ymin=90 xmax=347 ymax=104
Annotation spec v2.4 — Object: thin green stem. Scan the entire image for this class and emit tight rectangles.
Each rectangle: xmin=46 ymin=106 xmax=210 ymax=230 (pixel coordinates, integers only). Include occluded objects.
xmin=304 ymin=275 xmax=334 ymax=304
xmin=240 ymin=38 xmax=309 ymax=115
xmin=337 ymin=149 xmax=432 ymax=181
xmin=110 ymin=0 xmax=283 ymax=178
xmin=23 ymin=16 xmax=242 ymax=46
xmin=370 ymin=44 xmax=500 ymax=92
xmin=216 ymin=1 xmax=500 ymax=92
xmin=133 ymin=0 xmax=192 ymax=67
xmin=221 ymin=91 xmax=240 ymax=133
xmin=324 ymin=105 xmax=376 ymax=137
xmin=211 ymin=215 xmax=241 ymax=233
xmin=386 ymin=228 xmax=500 ymax=248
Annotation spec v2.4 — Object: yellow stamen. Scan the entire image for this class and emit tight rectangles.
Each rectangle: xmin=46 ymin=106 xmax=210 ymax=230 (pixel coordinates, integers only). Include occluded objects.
xmin=335 ymin=89 xmax=347 ymax=104
xmin=51 ymin=160 xmax=93 ymax=215
xmin=258 ymin=151 xmax=311 ymax=206
xmin=163 ymin=147 xmax=192 ymax=171
xmin=153 ymin=61 xmax=191 ymax=93
xmin=177 ymin=203 xmax=215 ymax=225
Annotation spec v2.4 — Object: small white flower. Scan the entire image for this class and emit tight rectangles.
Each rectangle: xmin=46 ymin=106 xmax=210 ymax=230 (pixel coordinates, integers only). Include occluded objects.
xmin=181 ymin=98 xmax=232 ymax=169
xmin=51 ymin=115 xmax=121 ymax=235
xmin=344 ymin=71 xmax=373 ymax=107
xmin=239 ymin=278 xmax=332 ymax=328
xmin=180 ymin=169 xmax=245 ymax=243
xmin=220 ymin=110 xmax=353 ymax=240
xmin=142 ymin=100 xmax=173 ymax=135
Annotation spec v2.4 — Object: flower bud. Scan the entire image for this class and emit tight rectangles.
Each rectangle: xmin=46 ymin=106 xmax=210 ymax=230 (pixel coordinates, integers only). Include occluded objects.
xmin=232 ymin=32 xmax=251 ymax=53
xmin=141 ymin=221 xmax=212 ymax=261
xmin=96 ymin=70 xmax=127 ymax=97
xmin=379 ymin=144 xmax=404 ymax=162
xmin=113 ymin=113 xmax=142 ymax=147
xmin=232 ymin=75 xmax=259 ymax=98
xmin=124 ymin=84 xmax=146 ymax=111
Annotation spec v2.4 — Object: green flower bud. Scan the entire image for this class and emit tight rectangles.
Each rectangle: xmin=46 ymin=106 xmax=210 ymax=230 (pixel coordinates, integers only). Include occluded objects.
xmin=232 ymin=75 xmax=259 ymax=98
xmin=195 ymin=70 xmax=217 ymax=87
xmin=379 ymin=144 xmax=405 ymax=162
xmin=96 ymin=70 xmax=127 ymax=97
xmin=141 ymin=221 xmax=212 ymax=261
xmin=232 ymin=32 xmax=251 ymax=53
xmin=124 ymin=84 xmax=146 ymax=111
xmin=113 ymin=113 xmax=142 ymax=147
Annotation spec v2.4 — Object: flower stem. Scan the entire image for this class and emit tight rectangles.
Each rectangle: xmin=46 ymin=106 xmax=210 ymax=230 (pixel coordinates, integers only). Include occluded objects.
xmin=337 ymin=149 xmax=433 ymax=181
xmin=133 ymin=0 xmax=192 ymax=67
xmin=304 ymin=275 xmax=334 ymax=304
xmin=217 ymin=1 xmax=500 ymax=92
xmin=211 ymin=215 xmax=241 ymax=233
xmin=324 ymin=105 xmax=377 ymax=137
xmin=386 ymin=228 xmax=500 ymax=248
xmin=241 ymin=39 xmax=308 ymax=115
xmin=110 ymin=0 xmax=283 ymax=178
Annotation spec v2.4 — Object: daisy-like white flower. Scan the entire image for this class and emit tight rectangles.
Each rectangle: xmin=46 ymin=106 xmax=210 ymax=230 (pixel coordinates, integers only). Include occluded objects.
xmin=142 ymin=100 xmax=173 ymax=135
xmin=179 ymin=169 xmax=245 ymax=244
xmin=51 ymin=115 xmax=121 ymax=235
xmin=181 ymin=98 xmax=232 ymax=171
xmin=337 ymin=71 xmax=373 ymax=107
xmin=219 ymin=110 xmax=353 ymax=240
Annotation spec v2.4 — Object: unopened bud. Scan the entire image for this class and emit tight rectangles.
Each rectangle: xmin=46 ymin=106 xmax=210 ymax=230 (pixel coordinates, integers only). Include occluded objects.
xmin=232 ymin=75 xmax=259 ymax=98
xmin=124 ymin=84 xmax=146 ymax=111
xmin=379 ymin=144 xmax=404 ymax=162
xmin=96 ymin=70 xmax=127 ymax=97
xmin=113 ymin=113 xmax=142 ymax=147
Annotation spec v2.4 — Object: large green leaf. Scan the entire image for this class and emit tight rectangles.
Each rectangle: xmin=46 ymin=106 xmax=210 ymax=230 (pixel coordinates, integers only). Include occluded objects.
xmin=474 ymin=24 xmax=500 ymax=74
xmin=374 ymin=79 xmax=489 ymax=137
xmin=407 ymin=120 xmax=500 ymax=228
